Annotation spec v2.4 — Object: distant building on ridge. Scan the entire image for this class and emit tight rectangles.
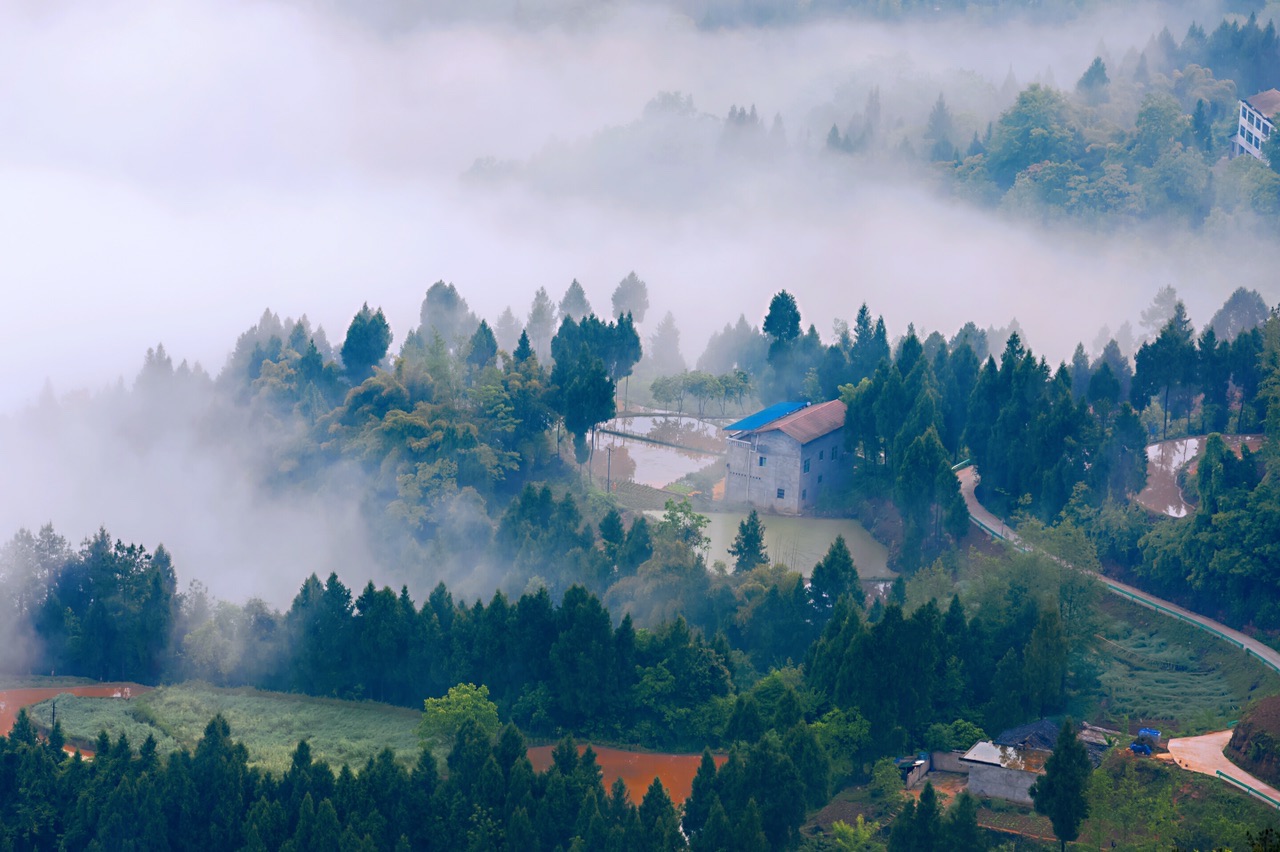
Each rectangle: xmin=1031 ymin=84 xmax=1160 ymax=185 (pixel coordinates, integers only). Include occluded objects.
xmin=1234 ymin=89 xmax=1279 ymax=161
xmin=723 ymin=400 xmax=848 ymax=515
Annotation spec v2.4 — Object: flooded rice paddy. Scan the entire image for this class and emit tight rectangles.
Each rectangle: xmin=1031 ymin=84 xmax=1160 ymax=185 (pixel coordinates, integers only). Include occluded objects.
xmin=593 ymin=414 xmax=723 ymax=489
xmin=1135 ymin=435 xmax=1264 ymax=518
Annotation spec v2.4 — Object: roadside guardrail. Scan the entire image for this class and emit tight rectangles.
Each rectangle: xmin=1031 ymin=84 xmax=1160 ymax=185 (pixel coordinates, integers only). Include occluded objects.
xmin=1217 ymin=770 xmax=1280 ymax=810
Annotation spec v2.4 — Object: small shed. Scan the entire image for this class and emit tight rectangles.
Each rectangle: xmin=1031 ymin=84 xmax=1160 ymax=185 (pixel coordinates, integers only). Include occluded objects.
xmin=895 ymin=753 xmax=930 ymax=789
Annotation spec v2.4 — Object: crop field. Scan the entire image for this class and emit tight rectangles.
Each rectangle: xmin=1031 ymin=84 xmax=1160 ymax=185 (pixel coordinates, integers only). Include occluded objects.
xmin=24 ymin=689 xmax=169 ymax=754
xmin=1087 ymin=594 xmax=1280 ymax=734
xmin=26 ymin=682 xmax=424 ymax=775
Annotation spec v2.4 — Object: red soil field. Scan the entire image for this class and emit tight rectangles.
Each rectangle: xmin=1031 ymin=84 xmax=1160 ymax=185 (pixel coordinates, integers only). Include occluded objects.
xmin=526 ymin=744 xmax=727 ymax=805
xmin=0 ymin=684 xmax=151 ymax=755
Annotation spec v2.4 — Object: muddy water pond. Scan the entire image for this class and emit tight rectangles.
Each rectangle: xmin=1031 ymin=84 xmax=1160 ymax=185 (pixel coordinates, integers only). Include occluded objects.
xmin=703 ymin=512 xmax=893 ymax=579
xmin=1135 ymin=435 xmax=1264 ymax=518
xmin=526 ymin=744 xmax=726 ymax=804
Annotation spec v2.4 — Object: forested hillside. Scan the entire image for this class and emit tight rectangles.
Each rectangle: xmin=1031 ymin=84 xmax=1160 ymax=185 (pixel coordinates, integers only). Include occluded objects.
xmin=7 ymin=0 xmax=1280 ymax=847
xmin=2 ymin=274 xmax=1280 ymax=847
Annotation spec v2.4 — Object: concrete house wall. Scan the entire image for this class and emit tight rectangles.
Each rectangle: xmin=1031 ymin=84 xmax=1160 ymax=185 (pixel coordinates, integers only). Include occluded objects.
xmin=930 ymin=750 xmax=969 ymax=774
xmin=725 ymin=431 xmax=802 ymax=515
xmin=964 ymin=762 xmax=1038 ymax=805
xmin=796 ymin=433 xmax=850 ymax=510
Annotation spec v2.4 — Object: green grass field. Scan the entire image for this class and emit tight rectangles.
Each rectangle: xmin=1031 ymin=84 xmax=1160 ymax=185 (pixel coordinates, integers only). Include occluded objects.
xmin=26 ymin=682 xmax=424 ymax=776
xmin=1084 ymin=594 xmax=1280 ymax=734
xmin=0 ymin=675 xmax=101 ymax=689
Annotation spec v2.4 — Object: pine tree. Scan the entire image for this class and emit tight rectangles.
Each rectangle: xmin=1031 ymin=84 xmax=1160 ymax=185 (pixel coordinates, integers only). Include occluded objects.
xmin=340 ymin=303 xmax=393 ymax=384
xmin=682 ymin=750 xmax=718 ymax=836
xmin=1031 ymin=719 xmax=1092 ymax=851
xmin=924 ymin=94 xmax=956 ymax=161
xmin=611 ymin=272 xmax=650 ymax=323
xmin=466 ymin=321 xmax=498 ymax=372
xmin=559 ymin=279 xmax=593 ymax=323
xmin=810 ymin=535 xmax=861 ymax=612
xmin=1076 ymin=57 xmax=1110 ymax=104
xmin=943 ymin=791 xmax=986 ymax=852
xmin=728 ymin=510 xmax=768 ymax=572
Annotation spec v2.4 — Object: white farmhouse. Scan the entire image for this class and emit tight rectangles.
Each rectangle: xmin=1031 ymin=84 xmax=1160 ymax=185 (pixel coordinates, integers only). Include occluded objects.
xmin=723 ymin=400 xmax=848 ymax=515
xmin=1234 ymin=89 xmax=1280 ymax=161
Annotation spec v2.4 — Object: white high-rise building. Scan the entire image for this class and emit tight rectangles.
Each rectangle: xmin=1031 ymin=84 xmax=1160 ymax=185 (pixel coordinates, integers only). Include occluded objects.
xmin=1234 ymin=89 xmax=1280 ymax=161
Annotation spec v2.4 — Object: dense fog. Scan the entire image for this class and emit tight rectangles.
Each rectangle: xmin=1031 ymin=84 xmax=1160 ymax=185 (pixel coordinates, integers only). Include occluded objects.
xmin=1 ymin=0 xmax=1276 ymax=605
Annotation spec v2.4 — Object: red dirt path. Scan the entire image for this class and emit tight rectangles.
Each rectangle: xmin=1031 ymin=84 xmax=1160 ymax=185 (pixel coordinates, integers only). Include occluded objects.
xmin=0 ymin=684 xmax=152 ymax=755
xmin=526 ymin=744 xmax=727 ymax=804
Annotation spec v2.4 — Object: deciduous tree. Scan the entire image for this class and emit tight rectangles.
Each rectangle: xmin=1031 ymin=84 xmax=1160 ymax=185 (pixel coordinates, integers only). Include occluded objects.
xmin=418 ymin=683 xmax=500 ymax=749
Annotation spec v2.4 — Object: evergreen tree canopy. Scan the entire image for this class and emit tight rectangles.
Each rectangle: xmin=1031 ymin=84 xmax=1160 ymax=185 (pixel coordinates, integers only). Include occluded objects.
xmin=341 ymin=304 xmax=393 ymax=384
xmin=1030 ymin=719 xmax=1092 ymax=851
xmin=728 ymin=510 xmax=768 ymax=572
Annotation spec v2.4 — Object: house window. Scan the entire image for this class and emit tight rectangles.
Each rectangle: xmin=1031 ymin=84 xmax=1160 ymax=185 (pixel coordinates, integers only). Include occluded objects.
xmin=802 ymin=489 xmax=807 ymax=500
xmin=776 ymin=488 xmax=785 ymax=499
xmin=832 ymin=444 xmax=839 ymax=458
xmin=818 ymin=475 xmax=823 ymax=483
xmin=803 ymin=459 xmax=811 ymax=473
xmin=819 ymin=450 xmax=824 ymax=460
xmin=758 ymin=456 xmax=767 ymax=467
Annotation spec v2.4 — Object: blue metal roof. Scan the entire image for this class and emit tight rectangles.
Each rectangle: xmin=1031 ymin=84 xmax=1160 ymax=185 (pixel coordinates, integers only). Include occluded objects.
xmin=725 ymin=401 xmax=808 ymax=433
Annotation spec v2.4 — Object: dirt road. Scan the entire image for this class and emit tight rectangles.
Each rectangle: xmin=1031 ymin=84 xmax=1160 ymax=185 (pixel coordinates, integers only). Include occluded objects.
xmin=1167 ymin=730 xmax=1280 ymax=809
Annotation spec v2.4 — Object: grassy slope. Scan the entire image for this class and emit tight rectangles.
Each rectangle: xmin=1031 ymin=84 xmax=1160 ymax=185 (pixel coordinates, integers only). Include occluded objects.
xmin=27 ymin=682 xmax=423 ymax=776
xmin=1082 ymin=748 xmax=1279 ymax=850
xmin=1079 ymin=594 xmax=1280 ymax=735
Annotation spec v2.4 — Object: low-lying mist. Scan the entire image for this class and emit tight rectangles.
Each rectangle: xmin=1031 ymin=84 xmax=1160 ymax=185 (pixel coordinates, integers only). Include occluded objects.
xmin=2 ymin=0 xmax=1274 ymax=606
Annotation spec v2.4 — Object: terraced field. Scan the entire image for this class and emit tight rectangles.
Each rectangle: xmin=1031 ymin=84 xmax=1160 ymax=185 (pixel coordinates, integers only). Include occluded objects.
xmin=1091 ymin=594 xmax=1280 ymax=733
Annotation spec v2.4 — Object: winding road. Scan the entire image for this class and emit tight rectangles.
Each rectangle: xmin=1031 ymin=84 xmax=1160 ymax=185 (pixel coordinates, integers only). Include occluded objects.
xmin=958 ymin=465 xmax=1280 ymax=809
xmin=957 ymin=466 xmax=1280 ymax=676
